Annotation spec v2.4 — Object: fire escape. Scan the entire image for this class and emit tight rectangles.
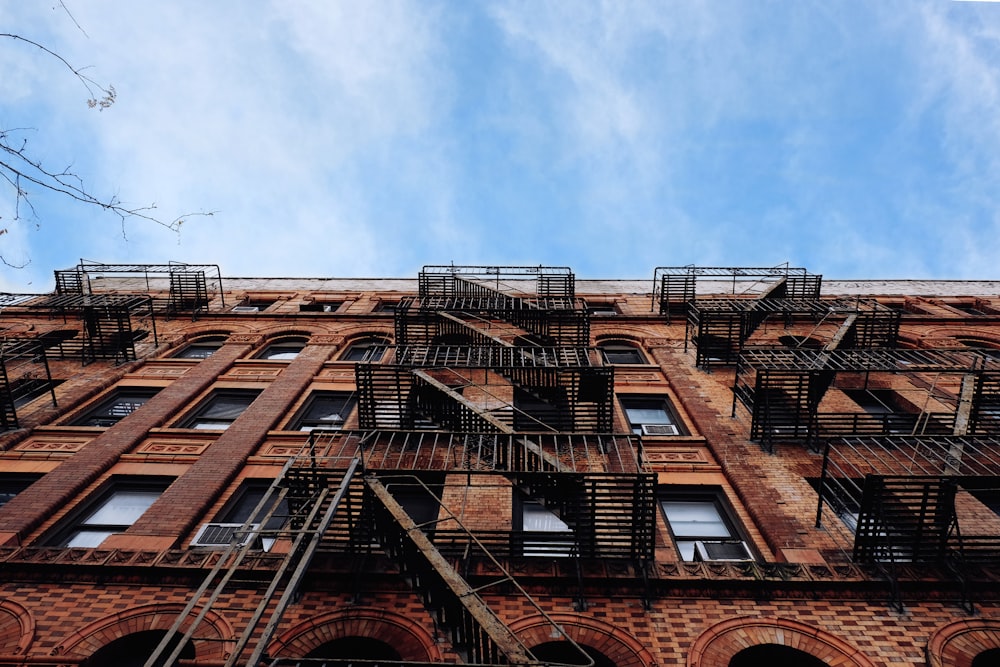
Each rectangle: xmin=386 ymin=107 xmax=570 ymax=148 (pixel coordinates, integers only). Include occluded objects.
xmin=653 ymin=265 xmax=900 ymax=369
xmin=727 ymin=327 xmax=1000 ymax=609
xmin=150 ymin=266 xmax=656 ymax=667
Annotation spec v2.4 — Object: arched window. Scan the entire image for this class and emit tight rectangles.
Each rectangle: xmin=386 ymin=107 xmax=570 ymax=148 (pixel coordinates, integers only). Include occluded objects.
xmin=973 ymin=648 xmax=1000 ymax=667
xmin=530 ymin=641 xmax=616 ymax=667
xmin=82 ymin=630 xmax=193 ymax=667
xmin=256 ymin=337 xmax=308 ymax=360
xmin=174 ymin=335 xmax=227 ymax=359
xmin=729 ymin=644 xmax=827 ymax=667
xmin=598 ymin=341 xmax=646 ymax=365
xmin=306 ymin=637 xmax=401 ymax=660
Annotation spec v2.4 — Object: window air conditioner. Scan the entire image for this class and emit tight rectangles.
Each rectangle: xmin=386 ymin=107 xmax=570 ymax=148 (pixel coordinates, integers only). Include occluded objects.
xmin=191 ymin=522 xmax=259 ymax=548
xmin=641 ymin=423 xmax=679 ymax=436
xmin=693 ymin=540 xmax=753 ymax=562
xmin=231 ymin=306 xmax=260 ymax=313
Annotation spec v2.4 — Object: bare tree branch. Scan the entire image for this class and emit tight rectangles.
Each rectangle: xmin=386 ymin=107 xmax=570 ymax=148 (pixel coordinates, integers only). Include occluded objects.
xmin=0 ymin=32 xmax=214 ymax=271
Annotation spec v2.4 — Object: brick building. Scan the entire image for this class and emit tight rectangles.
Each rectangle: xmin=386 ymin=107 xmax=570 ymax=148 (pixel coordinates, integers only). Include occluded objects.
xmin=1 ymin=262 xmax=1000 ymax=666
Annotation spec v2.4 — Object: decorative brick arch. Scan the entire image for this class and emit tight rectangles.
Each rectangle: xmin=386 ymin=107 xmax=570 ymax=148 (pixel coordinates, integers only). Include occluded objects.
xmin=689 ymin=617 xmax=875 ymax=667
xmin=508 ymin=613 xmax=654 ymax=667
xmin=52 ymin=603 xmax=234 ymax=662
xmin=917 ymin=327 xmax=1000 ymax=350
xmin=339 ymin=327 xmax=395 ymax=343
xmin=0 ymin=599 xmax=34 ymax=657
xmin=927 ymin=618 xmax=1000 ymax=667
xmin=267 ymin=607 xmax=442 ymax=661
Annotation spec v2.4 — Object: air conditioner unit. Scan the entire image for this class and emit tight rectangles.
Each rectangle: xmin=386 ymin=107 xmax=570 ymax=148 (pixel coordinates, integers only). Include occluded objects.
xmin=693 ymin=540 xmax=753 ymax=562
xmin=642 ymin=423 xmax=679 ymax=436
xmin=191 ymin=522 xmax=259 ymax=548
xmin=231 ymin=305 xmax=260 ymax=313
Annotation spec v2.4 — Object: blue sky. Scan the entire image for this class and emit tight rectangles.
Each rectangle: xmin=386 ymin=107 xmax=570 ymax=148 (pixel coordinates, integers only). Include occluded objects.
xmin=2 ymin=1 xmax=1000 ymax=292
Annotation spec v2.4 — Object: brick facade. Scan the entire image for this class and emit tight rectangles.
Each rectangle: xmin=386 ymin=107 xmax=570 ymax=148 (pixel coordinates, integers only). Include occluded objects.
xmin=1 ymin=267 xmax=1000 ymax=666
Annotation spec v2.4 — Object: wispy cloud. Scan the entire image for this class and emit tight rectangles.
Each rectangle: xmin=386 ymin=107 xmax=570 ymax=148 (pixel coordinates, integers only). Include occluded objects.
xmin=2 ymin=1 xmax=1000 ymax=290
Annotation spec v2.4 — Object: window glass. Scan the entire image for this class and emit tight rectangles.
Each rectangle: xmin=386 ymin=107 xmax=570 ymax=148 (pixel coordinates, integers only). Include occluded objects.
xmin=217 ymin=481 xmax=289 ymax=550
xmin=61 ymin=483 xmax=167 ymax=548
xmin=73 ymin=388 xmax=161 ymax=427
xmin=620 ymin=396 xmax=679 ymax=435
xmin=175 ymin=337 xmax=225 ymax=359
xmin=257 ymin=340 xmax=306 ymax=360
xmin=521 ymin=498 xmax=573 ymax=556
xmin=599 ymin=343 xmax=646 ymax=364
xmin=342 ymin=339 xmax=388 ymax=362
xmin=182 ymin=391 xmax=260 ymax=429
xmin=660 ymin=492 xmax=745 ymax=561
xmin=291 ymin=392 xmax=356 ymax=431
xmin=0 ymin=475 xmax=39 ymax=508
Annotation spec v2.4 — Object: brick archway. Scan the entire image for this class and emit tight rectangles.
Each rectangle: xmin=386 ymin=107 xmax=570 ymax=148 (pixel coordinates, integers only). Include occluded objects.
xmin=52 ymin=603 xmax=234 ymax=662
xmin=508 ymin=613 xmax=654 ymax=667
xmin=0 ymin=599 xmax=34 ymax=657
xmin=267 ymin=607 xmax=442 ymax=661
xmin=689 ymin=617 xmax=875 ymax=667
xmin=927 ymin=618 xmax=1000 ymax=667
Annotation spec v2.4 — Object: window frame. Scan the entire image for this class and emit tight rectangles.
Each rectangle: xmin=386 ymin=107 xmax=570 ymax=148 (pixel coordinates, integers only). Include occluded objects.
xmin=256 ymin=338 xmax=308 ymax=361
xmin=49 ymin=477 xmax=172 ymax=548
xmin=194 ymin=479 xmax=289 ymax=550
xmin=340 ymin=338 xmax=389 ymax=363
xmin=619 ymin=394 xmax=683 ymax=436
xmin=71 ymin=387 xmax=161 ymax=427
xmin=288 ymin=391 xmax=357 ymax=431
xmin=659 ymin=488 xmax=752 ymax=561
xmin=515 ymin=494 xmax=575 ymax=557
xmin=0 ymin=474 xmax=41 ymax=508
xmin=176 ymin=389 xmax=261 ymax=430
xmin=173 ymin=336 xmax=226 ymax=359
xmin=299 ymin=301 xmax=343 ymax=313
xmin=598 ymin=341 xmax=647 ymax=365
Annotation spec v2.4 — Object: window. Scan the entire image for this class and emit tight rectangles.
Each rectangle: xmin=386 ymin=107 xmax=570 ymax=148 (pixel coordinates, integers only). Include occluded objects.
xmin=290 ymin=392 xmax=356 ymax=431
xmin=374 ymin=301 xmax=398 ymax=313
xmin=660 ymin=490 xmax=752 ymax=561
xmin=0 ymin=475 xmax=40 ymax=508
xmin=179 ymin=390 xmax=260 ymax=430
xmin=193 ymin=480 xmax=288 ymax=550
xmin=256 ymin=338 xmax=307 ymax=360
xmin=174 ymin=336 xmax=225 ymax=359
xmin=72 ymin=387 xmax=161 ymax=427
xmin=232 ymin=299 xmax=273 ymax=313
xmin=586 ymin=303 xmax=618 ymax=317
xmin=55 ymin=479 xmax=170 ymax=548
xmin=518 ymin=496 xmax=573 ymax=557
xmin=620 ymin=395 xmax=682 ymax=436
xmin=341 ymin=338 xmax=388 ymax=362
xmin=599 ymin=342 xmax=646 ymax=365
xmin=300 ymin=301 xmax=342 ymax=313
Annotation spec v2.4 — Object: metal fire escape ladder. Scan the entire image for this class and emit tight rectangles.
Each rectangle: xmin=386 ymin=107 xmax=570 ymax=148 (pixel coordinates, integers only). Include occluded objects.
xmin=411 ymin=370 xmax=566 ymax=473
xmin=367 ymin=476 xmax=590 ymax=667
xmin=146 ymin=456 xmax=361 ymax=667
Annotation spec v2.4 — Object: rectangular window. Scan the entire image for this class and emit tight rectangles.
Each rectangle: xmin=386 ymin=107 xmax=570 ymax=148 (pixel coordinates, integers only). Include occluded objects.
xmin=299 ymin=301 xmax=342 ymax=313
xmin=55 ymin=479 xmax=170 ymax=548
xmin=193 ymin=481 xmax=288 ymax=550
xmin=660 ymin=489 xmax=752 ymax=561
xmin=518 ymin=496 xmax=574 ymax=557
xmin=341 ymin=340 xmax=387 ymax=362
xmin=179 ymin=390 xmax=260 ymax=430
xmin=72 ymin=387 xmax=161 ymax=427
xmin=620 ymin=395 xmax=682 ymax=436
xmin=290 ymin=392 xmax=356 ymax=431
